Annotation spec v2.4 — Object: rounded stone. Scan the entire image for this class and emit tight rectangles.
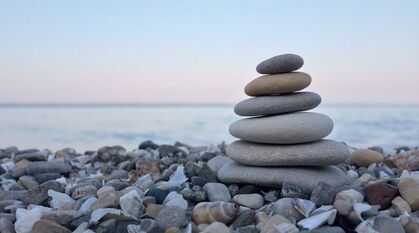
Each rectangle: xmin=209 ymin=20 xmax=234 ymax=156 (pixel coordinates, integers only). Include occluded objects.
xmin=351 ymin=149 xmax=384 ymax=167
xmin=229 ymin=112 xmax=333 ymax=144
xmin=399 ymin=173 xmax=419 ymax=211
xmin=155 ymin=206 xmax=185 ymax=230
xmin=234 ymin=92 xmax=321 ymax=116
xmin=217 ymin=162 xmax=348 ymax=192
xmin=245 ymin=72 xmax=311 ymax=96
xmin=256 ymin=54 xmax=304 ymax=74
xmin=227 ymin=139 xmax=349 ymax=166
xmin=203 ymin=183 xmax=231 ymax=202
xmin=233 ymin=194 xmax=264 ymax=209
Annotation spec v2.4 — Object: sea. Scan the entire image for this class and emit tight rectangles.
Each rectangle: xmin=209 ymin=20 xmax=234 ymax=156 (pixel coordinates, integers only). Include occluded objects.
xmin=0 ymin=104 xmax=418 ymax=152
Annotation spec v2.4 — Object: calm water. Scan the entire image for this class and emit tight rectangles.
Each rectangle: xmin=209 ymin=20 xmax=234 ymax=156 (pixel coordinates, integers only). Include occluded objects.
xmin=0 ymin=105 xmax=418 ymax=152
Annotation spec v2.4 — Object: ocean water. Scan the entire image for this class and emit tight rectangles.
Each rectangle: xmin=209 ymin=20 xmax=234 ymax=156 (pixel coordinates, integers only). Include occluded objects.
xmin=0 ymin=104 xmax=418 ymax=152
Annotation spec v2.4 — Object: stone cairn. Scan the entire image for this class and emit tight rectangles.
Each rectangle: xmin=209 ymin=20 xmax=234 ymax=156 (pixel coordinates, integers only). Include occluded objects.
xmin=218 ymin=54 xmax=351 ymax=192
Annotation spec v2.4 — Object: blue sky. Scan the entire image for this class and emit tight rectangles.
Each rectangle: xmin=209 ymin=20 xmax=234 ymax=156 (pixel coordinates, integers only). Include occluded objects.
xmin=1 ymin=1 xmax=419 ymax=104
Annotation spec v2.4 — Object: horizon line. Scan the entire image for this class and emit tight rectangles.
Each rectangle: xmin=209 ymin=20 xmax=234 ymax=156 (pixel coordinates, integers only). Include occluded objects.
xmin=1 ymin=102 xmax=419 ymax=108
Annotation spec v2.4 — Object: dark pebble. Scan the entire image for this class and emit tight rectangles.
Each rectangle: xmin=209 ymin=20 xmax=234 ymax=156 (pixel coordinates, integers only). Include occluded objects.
xmin=158 ymin=145 xmax=186 ymax=158
xmin=139 ymin=140 xmax=159 ymax=150
xmin=191 ymin=176 xmax=208 ymax=187
xmin=232 ymin=209 xmax=255 ymax=229
xmin=34 ymin=173 xmax=61 ymax=184
xmin=146 ymin=188 xmax=169 ymax=204
xmin=364 ymin=182 xmax=399 ymax=209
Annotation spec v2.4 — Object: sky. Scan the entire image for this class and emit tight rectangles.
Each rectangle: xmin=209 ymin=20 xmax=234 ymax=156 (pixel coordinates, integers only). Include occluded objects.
xmin=1 ymin=1 xmax=419 ymax=104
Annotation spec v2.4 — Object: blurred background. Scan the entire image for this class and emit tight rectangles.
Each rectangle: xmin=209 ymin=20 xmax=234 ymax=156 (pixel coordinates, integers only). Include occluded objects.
xmin=1 ymin=1 xmax=418 ymax=151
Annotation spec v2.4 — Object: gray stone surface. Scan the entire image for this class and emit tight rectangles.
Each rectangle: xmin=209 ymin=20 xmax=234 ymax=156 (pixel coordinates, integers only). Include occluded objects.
xmin=155 ymin=206 xmax=185 ymax=230
xmin=234 ymin=92 xmax=321 ymax=116
xmin=217 ymin=162 xmax=348 ymax=192
xmin=256 ymin=54 xmax=304 ymax=74
xmin=245 ymin=72 xmax=311 ymax=96
xmin=229 ymin=112 xmax=333 ymax=144
xmin=227 ymin=140 xmax=350 ymax=166
xmin=203 ymin=183 xmax=231 ymax=202
xmin=207 ymin=155 xmax=233 ymax=174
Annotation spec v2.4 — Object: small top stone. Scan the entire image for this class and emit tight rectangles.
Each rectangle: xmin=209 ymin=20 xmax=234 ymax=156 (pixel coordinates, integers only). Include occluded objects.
xmin=257 ymin=54 xmax=304 ymax=74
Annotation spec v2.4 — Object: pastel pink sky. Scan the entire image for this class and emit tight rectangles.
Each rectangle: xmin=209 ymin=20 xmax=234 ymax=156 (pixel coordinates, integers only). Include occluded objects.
xmin=1 ymin=1 xmax=419 ymax=104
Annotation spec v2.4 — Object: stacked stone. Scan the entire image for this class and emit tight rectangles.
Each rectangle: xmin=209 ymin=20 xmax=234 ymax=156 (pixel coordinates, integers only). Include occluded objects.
xmin=218 ymin=54 xmax=350 ymax=192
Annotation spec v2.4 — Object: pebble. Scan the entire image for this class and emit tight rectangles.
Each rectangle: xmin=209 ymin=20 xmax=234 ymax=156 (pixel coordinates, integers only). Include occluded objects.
xmin=399 ymin=172 xmax=419 ymax=211
xmin=91 ymin=192 xmax=120 ymax=211
xmin=14 ymin=151 xmax=47 ymax=162
xmin=97 ymin=186 xmax=116 ymax=199
xmin=203 ymin=183 xmax=231 ymax=202
xmin=21 ymin=180 xmax=64 ymax=205
xmin=48 ymin=190 xmax=74 ymax=209
xmin=71 ymin=185 xmax=98 ymax=200
xmin=138 ymin=140 xmax=159 ymax=150
xmin=163 ymin=191 xmax=188 ymax=210
xmin=233 ymin=194 xmax=264 ymax=209
xmin=31 ymin=219 xmax=72 ymax=233
xmin=273 ymin=198 xmax=304 ymax=222
xmin=155 ymin=206 xmax=185 ymax=230
xmin=232 ymin=209 xmax=255 ymax=229
xmin=310 ymin=182 xmax=336 ymax=206
xmin=372 ymin=215 xmax=406 ymax=233
xmin=389 ymin=196 xmax=411 ymax=216
xmin=19 ymin=176 xmax=39 ymax=189
xmin=351 ymin=149 xmax=384 ymax=167
xmin=41 ymin=210 xmax=83 ymax=226
xmin=256 ymin=53 xmax=304 ymax=74
xmin=363 ymin=182 xmax=399 ymax=209
xmin=0 ymin=217 xmax=15 ymax=233
xmin=145 ymin=188 xmax=169 ymax=204
xmin=234 ymin=92 xmax=321 ymax=116
xmin=245 ymin=72 xmax=311 ymax=96
xmin=192 ymin=201 xmax=240 ymax=224
xmin=25 ymin=161 xmax=72 ymax=175
xmin=144 ymin=204 xmax=165 ymax=219
xmin=196 ymin=163 xmax=218 ymax=182
xmin=218 ymin=162 xmax=348 ymax=192
xmin=202 ymin=221 xmax=231 ymax=233
xmin=120 ymin=190 xmax=145 ymax=218
xmin=229 ymin=112 xmax=333 ymax=144
xmin=260 ymin=215 xmax=291 ymax=233
xmin=181 ymin=186 xmax=206 ymax=203
xmin=34 ymin=173 xmax=61 ymax=184
xmin=227 ymin=139 xmax=349 ymax=166
xmin=300 ymin=226 xmax=345 ymax=233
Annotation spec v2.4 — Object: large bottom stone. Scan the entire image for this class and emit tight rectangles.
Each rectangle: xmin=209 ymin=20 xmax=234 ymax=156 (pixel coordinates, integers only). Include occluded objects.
xmin=227 ymin=140 xmax=350 ymax=166
xmin=217 ymin=162 xmax=348 ymax=192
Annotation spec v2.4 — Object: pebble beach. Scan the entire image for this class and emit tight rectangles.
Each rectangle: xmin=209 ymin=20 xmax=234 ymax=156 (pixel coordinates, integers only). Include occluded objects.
xmin=0 ymin=141 xmax=418 ymax=233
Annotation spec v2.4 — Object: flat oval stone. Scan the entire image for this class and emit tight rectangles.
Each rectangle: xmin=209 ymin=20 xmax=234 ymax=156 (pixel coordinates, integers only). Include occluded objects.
xmin=217 ymin=162 xmax=348 ymax=192
xmin=234 ymin=92 xmax=321 ymax=116
xmin=256 ymin=54 xmax=304 ymax=74
xmin=227 ymin=140 xmax=350 ymax=166
xmin=229 ymin=112 xmax=333 ymax=144
xmin=245 ymin=72 xmax=311 ymax=96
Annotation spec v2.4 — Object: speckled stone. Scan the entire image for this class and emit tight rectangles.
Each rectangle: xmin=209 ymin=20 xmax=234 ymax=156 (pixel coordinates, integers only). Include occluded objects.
xmin=229 ymin=112 xmax=333 ymax=144
xmin=234 ymin=92 xmax=321 ymax=116
xmin=245 ymin=72 xmax=311 ymax=96
xmin=218 ymin=162 xmax=348 ymax=192
xmin=227 ymin=140 xmax=350 ymax=166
